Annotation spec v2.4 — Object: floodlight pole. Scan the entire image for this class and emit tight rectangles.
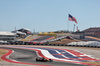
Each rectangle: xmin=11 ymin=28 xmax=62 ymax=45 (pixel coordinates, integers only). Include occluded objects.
xmin=15 ymin=27 xmax=16 ymax=40
xmin=33 ymin=29 xmax=35 ymax=34
xmin=73 ymin=24 xmax=75 ymax=32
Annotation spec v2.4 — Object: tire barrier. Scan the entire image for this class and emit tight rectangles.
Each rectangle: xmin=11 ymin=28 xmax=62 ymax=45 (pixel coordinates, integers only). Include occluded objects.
xmin=1 ymin=41 xmax=100 ymax=48
xmin=67 ymin=41 xmax=100 ymax=48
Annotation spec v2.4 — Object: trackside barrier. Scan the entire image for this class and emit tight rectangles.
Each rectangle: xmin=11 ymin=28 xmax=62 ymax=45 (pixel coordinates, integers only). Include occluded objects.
xmin=46 ymin=36 xmax=68 ymax=42
xmin=67 ymin=41 xmax=100 ymax=48
xmin=1 ymin=40 xmax=100 ymax=48
xmin=3 ymin=36 xmax=67 ymax=45
xmin=5 ymin=41 xmax=24 ymax=45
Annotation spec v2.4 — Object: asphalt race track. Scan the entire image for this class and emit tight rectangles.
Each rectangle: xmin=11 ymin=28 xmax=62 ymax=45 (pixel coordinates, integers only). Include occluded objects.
xmin=0 ymin=46 xmax=90 ymax=66
xmin=31 ymin=36 xmax=54 ymax=41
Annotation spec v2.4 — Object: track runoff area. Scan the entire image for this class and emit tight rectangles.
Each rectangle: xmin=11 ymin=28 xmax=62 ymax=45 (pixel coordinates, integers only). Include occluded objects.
xmin=0 ymin=46 xmax=100 ymax=66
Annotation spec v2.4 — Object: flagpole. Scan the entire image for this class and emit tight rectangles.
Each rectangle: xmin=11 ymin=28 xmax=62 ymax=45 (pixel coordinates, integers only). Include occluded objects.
xmin=77 ymin=26 xmax=78 ymax=32
xmin=68 ymin=14 xmax=69 ymax=32
xmin=67 ymin=20 xmax=69 ymax=32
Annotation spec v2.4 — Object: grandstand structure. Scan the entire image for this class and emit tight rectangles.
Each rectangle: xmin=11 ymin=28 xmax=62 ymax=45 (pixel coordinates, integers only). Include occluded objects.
xmin=82 ymin=27 xmax=100 ymax=38
xmin=0 ymin=32 xmax=15 ymax=41
xmin=12 ymin=28 xmax=32 ymax=38
xmin=17 ymin=28 xmax=32 ymax=35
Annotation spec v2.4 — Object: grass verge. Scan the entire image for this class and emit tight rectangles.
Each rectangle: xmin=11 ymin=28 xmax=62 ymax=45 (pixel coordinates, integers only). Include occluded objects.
xmin=0 ymin=49 xmax=8 ymax=61
xmin=85 ymin=62 xmax=100 ymax=65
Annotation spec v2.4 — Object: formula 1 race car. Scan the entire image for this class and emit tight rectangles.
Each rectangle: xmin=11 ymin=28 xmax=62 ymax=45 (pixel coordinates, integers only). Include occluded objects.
xmin=36 ymin=57 xmax=53 ymax=62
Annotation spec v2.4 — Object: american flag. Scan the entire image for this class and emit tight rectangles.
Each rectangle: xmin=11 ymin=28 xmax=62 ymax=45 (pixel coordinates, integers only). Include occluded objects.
xmin=68 ymin=14 xmax=78 ymax=24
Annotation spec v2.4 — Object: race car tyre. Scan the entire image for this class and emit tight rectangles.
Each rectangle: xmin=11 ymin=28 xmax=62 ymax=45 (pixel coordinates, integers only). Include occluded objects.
xmin=36 ymin=58 xmax=39 ymax=61
xmin=49 ymin=59 xmax=53 ymax=62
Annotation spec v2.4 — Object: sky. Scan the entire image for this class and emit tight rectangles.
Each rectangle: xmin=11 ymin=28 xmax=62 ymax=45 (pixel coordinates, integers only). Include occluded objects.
xmin=0 ymin=0 xmax=100 ymax=32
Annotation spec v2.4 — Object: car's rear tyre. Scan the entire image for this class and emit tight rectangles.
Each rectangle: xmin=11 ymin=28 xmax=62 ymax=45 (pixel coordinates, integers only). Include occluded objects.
xmin=49 ymin=59 xmax=53 ymax=62
xmin=36 ymin=58 xmax=39 ymax=61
